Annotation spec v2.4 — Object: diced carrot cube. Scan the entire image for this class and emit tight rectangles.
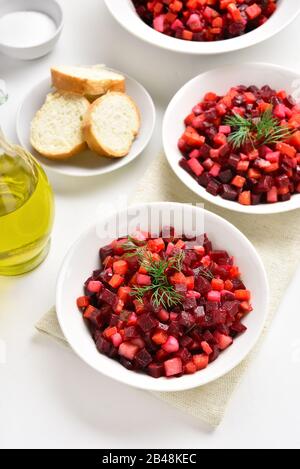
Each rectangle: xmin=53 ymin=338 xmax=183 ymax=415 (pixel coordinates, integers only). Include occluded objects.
xmin=235 ymin=289 xmax=251 ymax=301
xmin=109 ymin=274 xmax=125 ymax=289
xmin=113 ymin=260 xmax=128 ymax=275
xmin=76 ymin=296 xmax=90 ymax=309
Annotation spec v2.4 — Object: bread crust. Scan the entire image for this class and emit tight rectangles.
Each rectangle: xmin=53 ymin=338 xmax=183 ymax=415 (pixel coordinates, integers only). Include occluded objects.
xmin=51 ymin=67 xmax=126 ymax=98
xmin=83 ymin=92 xmax=141 ymax=158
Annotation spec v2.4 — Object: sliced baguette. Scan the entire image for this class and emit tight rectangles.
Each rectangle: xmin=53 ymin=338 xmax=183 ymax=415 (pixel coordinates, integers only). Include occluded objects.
xmin=51 ymin=65 xmax=126 ymax=98
xmin=30 ymin=92 xmax=90 ymax=160
xmin=83 ymin=92 xmax=141 ymax=158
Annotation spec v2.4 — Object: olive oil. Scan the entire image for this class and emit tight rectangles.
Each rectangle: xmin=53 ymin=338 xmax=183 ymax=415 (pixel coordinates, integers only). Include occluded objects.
xmin=0 ymin=148 xmax=54 ymax=276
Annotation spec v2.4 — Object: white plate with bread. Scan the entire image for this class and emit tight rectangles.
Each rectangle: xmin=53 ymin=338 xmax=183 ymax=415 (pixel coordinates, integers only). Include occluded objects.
xmin=17 ymin=65 xmax=156 ymax=177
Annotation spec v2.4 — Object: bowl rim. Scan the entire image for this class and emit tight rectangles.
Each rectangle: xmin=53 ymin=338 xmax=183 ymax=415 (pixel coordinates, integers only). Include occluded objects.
xmin=56 ymin=201 xmax=269 ymax=392
xmin=16 ymin=70 xmax=156 ymax=178
xmin=0 ymin=0 xmax=64 ymax=51
xmin=163 ymin=62 xmax=300 ymax=215
xmin=104 ymin=0 xmax=300 ymax=55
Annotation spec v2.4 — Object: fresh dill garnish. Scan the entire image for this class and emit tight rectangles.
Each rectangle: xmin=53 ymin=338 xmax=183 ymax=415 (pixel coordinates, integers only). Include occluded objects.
xmin=225 ymin=113 xmax=254 ymax=149
xmin=225 ymin=107 xmax=293 ymax=149
xmin=122 ymin=237 xmax=185 ymax=310
xmin=122 ymin=236 xmax=147 ymax=259
xmin=195 ymin=266 xmax=214 ymax=281
xmin=255 ymin=107 xmax=292 ymax=145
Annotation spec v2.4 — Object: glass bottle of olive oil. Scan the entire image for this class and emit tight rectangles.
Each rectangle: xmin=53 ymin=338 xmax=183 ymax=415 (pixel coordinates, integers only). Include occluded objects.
xmin=0 ymin=131 xmax=54 ymax=276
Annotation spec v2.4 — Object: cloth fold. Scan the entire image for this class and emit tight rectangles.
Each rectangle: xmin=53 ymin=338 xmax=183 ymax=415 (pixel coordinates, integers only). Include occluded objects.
xmin=36 ymin=153 xmax=300 ymax=427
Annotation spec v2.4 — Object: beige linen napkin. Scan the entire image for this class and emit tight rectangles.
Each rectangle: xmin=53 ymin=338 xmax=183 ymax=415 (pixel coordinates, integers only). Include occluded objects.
xmin=36 ymin=153 xmax=300 ymax=427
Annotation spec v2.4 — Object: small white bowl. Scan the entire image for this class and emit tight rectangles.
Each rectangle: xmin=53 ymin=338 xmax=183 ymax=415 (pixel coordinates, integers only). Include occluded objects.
xmin=0 ymin=0 xmax=63 ymax=60
xmin=56 ymin=202 xmax=269 ymax=392
xmin=163 ymin=63 xmax=300 ymax=215
xmin=104 ymin=0 xmax=300 ymax=55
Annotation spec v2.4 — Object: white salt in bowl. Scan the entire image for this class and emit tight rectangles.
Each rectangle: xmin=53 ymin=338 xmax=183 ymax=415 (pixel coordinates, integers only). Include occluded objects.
xmin=0 ymin=0 xmax=63 ymax=60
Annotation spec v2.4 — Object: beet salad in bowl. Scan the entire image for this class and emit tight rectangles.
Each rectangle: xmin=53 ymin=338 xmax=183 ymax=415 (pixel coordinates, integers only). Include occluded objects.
xmin=56 ymin=203 xmax=268 ymax=392
xmin=133 ymin=0 xmax=277 ymax=43
xmin=163 ymin=63 xmax=300 ymax=214
xmin=104 ymin=0 xmax=300 ymax=55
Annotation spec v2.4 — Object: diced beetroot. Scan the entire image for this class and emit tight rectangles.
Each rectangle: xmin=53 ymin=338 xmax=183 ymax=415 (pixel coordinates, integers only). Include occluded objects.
xmin=164 ymin=357 xmax=183 ymax=377
xmin=124 ymin=326 xmax=139 ymax=339
xmin=137 ymin=313 xmax=158 ymax=332
xmin=207 ymin=179 xmax=222 ymax=196
xmin=194 ymin=275 xmax=212 ymax=295
xmin=99 ymin=245 xmax=114 ymax=262
xmin=120 ymin=357 xmax=134 ymax=370
xmin=231 ymin=321 xmax=247 ymax=334
xmin=176 ymin=347 xmax=192 ymax=364
xmin=183 ymin=296 xmax=197 ymax=311
xmin=147 ymin=363 xmax=165 ymax=378
xmin=209 ymin=345 xmax=220 ymax=363
xmin=135 ymin=348 xmax=152 ymax=369
xmin=96 ymin=336 xmax=112 ymax=356
xmin=221 ymin=290 xmax=235 ymax=301
xmin=100 ymin=288 xmax=118 ymax=308
xmin=221 ymin=184 xmax=238 ymax=201
xmin=179 ymin=311 xmax=195 ymax=328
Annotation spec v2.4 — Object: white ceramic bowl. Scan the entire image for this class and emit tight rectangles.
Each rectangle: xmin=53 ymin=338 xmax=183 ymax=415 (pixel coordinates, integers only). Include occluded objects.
xmin=56 ymin=202 xmax=269 ymax=392
xmin=17 ymin=71 xmax=156 ymax=177
xmin=104 ymin=0 xmax=300 ymax=55
xmin=163 ymin=63 xmax=300 ymax=215
xmin=0 ymin=0 xmax=63 ymax=60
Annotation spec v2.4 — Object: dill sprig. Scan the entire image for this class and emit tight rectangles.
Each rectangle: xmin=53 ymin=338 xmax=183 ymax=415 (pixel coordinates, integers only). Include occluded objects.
xmin=195 ymin=266 xmax=214 ymax=281
xmin=225 ymin=113 xmax=254 ymax=149
xmin=122 ymin=236 xmax=147 ymax=259
xmin=256 ymin=108 xmax=292 ymax=145
xmin=122 ymin=237 xmax=185 ymax=309
xmin=225 ymin=107 xmax=293 ymax=149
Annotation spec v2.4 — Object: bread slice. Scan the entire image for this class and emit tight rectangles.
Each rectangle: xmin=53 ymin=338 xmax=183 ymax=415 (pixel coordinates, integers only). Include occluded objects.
xmin=30 ymin=92 xmax=90 ymax=160
xmin=51 ymin=65 xmax=126 ymax=99
xmin=83 ymin=92 xmax=141 ymax=158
